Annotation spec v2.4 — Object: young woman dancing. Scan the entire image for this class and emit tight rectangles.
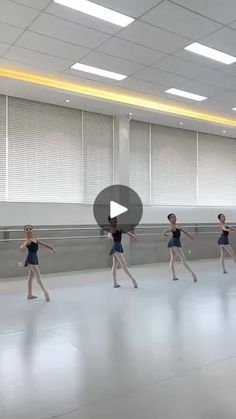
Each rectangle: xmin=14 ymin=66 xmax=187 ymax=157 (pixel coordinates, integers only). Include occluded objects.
xmin=217 ymin=213 xmax=236 ymax=274
xmin=108 ymin=216 xmax=138 ymax=289
xmin=163 ymin=213 xmax=197 ymax=282
xmin=20 ymin=225 xmax=55 ymax=301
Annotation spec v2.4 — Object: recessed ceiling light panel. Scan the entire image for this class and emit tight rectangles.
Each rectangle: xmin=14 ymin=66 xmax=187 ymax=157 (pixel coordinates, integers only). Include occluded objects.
xmin=71 ymin=63 xmax=127 ymax=81
xmin=54 ymin=0 xmax=134 ymax=27
xmin=165 ymin=88 xmax=207 ymax=102
xmin=185 ymin=42 xmax=236 ymax=65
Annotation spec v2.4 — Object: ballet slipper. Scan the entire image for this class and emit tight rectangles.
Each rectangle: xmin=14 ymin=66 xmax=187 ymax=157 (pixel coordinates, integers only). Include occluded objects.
xmin=114 ymin=284 xmax=121 ymax=288
xmin=27 ymin=295 xmax=37 ymax=299
xmin=44 ymin=292 xmax=50 ymax=302
xmin=193 ymin=274 xmax=198 ymax=283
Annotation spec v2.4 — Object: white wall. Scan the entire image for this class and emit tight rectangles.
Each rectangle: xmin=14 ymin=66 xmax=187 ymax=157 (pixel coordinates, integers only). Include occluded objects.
xmin=1 ymin=201 xmax=236 ymax=226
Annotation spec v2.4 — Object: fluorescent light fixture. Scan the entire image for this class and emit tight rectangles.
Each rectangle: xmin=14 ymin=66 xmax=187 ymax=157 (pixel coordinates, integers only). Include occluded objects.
xmin=185 ymin=42 xmax=236 ymax=65
xmin=165 ymin=88 xmax=207 ymax=102
xmin=71 ymin=63 xmax=127 ymax=81
xmin=54 ymin=0 xmax=134 ymax=27
xmin=232 ymin=108 xmax=236 ymax=111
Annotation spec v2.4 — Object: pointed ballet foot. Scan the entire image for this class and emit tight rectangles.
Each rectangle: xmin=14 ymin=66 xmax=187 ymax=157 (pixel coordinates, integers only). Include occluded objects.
xmin=133 ymin=282 xmax=138 ymax=289
xmin=44 ymin=292 xmax=50 ymax=302
xmin=27 ymin=295 xmax=38 ymax=300
xmin=173 ymin=277 xmax=179 ymax=281
xmin=114 ymin=284 xmax=121 ymax=288
xmin=193 ymin=276 xmax=198 ymax=283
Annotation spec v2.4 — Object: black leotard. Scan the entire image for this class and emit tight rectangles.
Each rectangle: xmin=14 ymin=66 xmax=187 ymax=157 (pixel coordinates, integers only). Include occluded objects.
xmin=25 ymin=241 xmax=39 ymax=267
xmin=168 ymin=228 xmax=182 ymax=248
xmin=218 ymin=228 xmax=229 ymax=245
xmin=110 ymin=230 xmax=124 ymax=255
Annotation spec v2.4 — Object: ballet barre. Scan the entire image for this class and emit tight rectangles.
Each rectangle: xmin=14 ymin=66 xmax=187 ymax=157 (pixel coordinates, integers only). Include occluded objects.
xmin=0 ymin=224 xmax=234 ymax=233
xmin=0 ymin=231 xmax=227 ymax=242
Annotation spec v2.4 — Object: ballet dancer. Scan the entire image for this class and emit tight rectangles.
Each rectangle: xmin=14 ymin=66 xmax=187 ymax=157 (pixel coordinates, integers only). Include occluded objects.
xmin=20 ymin=225 xmax=55 ymax=301
xmin=163 ymin=213 xmax=197 ymax=282
xmin=108 ymin=216 xmax=138 ymax=289
xmin=217 ymin=213 xmax=236 ymax=274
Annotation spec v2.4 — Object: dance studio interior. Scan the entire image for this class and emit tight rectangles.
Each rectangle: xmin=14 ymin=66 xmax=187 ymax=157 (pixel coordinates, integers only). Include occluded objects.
xmin=1 ymin=0 xmax=236 ymax=418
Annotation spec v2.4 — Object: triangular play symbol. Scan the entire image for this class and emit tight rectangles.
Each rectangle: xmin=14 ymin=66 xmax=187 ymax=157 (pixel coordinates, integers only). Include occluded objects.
xmin=110 ymin=201 xmax=128 ymax=218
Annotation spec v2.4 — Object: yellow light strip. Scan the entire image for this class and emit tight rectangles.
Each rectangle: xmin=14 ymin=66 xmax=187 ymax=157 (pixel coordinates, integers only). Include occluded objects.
xmin=0 ymin=67 xmax=236 ymax=127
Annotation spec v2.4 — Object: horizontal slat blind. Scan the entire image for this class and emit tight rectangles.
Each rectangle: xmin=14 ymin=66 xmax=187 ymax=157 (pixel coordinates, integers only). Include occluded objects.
xmin=8 ymin=98 xmax=82 ymax=202
xmin=0 ymin=95 xmax=6 ymax=201
xmin=83 ymin=111 xmax=113 ymax=203
xmin=198 ymin=133 xmax=236 ymax=206
xmin=151 ymin=125 xmax=197 ymax=205
xmin=130 ymin=120 xmax=150 ymax=205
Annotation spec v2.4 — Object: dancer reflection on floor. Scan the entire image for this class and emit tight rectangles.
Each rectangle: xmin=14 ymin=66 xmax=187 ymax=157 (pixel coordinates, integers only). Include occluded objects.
xmin=217 ymin=213 xmax=236 ymax=274
xmin=20 ymin=225 xmax=55 ymax=301
xmin=108 ymin=216 xmax=138 ymax=289
xmin=163 ymin=213 xmax=197 ymax=282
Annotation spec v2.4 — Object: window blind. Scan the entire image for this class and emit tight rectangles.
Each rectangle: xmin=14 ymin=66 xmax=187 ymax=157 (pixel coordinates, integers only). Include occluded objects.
xmin=83 ymin=111 xmax=113 ymax=203
xmin=0 ymin=95 xmax=6 ymax=201
xmin=129 ymin=120 xmax=150 ymax=205
xmin=8 ymin=97 xmax=82 ymax=202
xmin=198 ymin=133 xmax=236 ymax=206
xmin=151 ymin=125 xmax=197 ymax=205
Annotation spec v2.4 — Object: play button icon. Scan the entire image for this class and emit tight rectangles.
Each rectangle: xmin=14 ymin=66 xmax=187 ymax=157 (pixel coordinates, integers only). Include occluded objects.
xmin=110 ymin=201 xmax=128 ymax=218
xmin=93 ymin=185 xmax=143 ymax=232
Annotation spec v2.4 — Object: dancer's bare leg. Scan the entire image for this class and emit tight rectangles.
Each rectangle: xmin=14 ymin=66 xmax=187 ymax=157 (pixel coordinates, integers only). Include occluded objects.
xmin=27 ymin=266 xmax=37 ymax=299
xmin=115 ymin=253 xmax=138 ymax=288
xmin=224 ymin=245 xmax=236 ymax=263
xmin=219 ymin=246 xmax=227 ymax=273
xmin=174 ymin=248 xmax=197 ymax=282
xmin=170 ymin=248 xmax=178 ymax=280
xmin=31 ymin=265 xmax=50 ymax=301
xmin=112 ymin=255 xmax=121 ymax=288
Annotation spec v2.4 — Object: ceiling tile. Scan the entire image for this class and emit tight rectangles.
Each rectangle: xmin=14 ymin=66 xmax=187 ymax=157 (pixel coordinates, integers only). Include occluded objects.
xmin=174 ymin=48 xmax=223 ymax=69
xmin=12 ymin=0 xmax=50 ymax=9
xmin=0 ymin=23 xmax=23 ymax=44
xmin=0 ymin=42 xmax=10 ymax=56
xmin=0 ymin=0 xmax=40 ymax=28
xmin=218 ymin=62 xmax=236 ymax=78
xmin=29 ymin=13 xmax=110 ymax=49
xmin=175 ymin=80 xmax=226 ymax=98
xmin=201 ymin=27 xmax=236 ymax=56
xmin=172 ymin=0 xmax=236 ymax=24
xmin=98 ymin=38 xmax=166 ymax=65
xmin=0 ymin=56 xmax=60 ymax=76
xmin=157 ymin=90 xmax=205 ymax=105
xmin=196 ymin=69 xmax=236 ymax=91
xmin=193 ymin=93 xmax=236 ymax=113
xmin=16 ymin=31 xmax=90 ymax=61
xmin=45 ymin=3 xmax=121 ymax=35
xmin=117 ymin=77 xmax=167 ymax=95
xmin=134 ymin=67 xmax=189 ymax=86
xmin=152 ymin=55 xmax=209 ymax=78
xmin=4 ymin=46 xmax=72 ymax=72
xmin=142 ymin=1 xmax=221 ymax=40
xmin=80 ymin=51 xmax=143 ymax=75
xmin=94 ymin=0 xmax=162 ymax=18
xmin=118 ymin=21 xmax=189 ymax=53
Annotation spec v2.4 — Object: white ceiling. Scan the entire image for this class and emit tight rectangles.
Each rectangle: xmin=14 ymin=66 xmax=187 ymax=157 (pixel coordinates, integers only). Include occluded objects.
xmin=0 ymin=0 xmax=236 ymax=135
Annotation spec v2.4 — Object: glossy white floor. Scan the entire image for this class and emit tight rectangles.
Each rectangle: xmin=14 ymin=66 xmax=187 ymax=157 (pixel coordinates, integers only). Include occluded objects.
xmin=1 ymin=259 xmax=236 ymax=419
